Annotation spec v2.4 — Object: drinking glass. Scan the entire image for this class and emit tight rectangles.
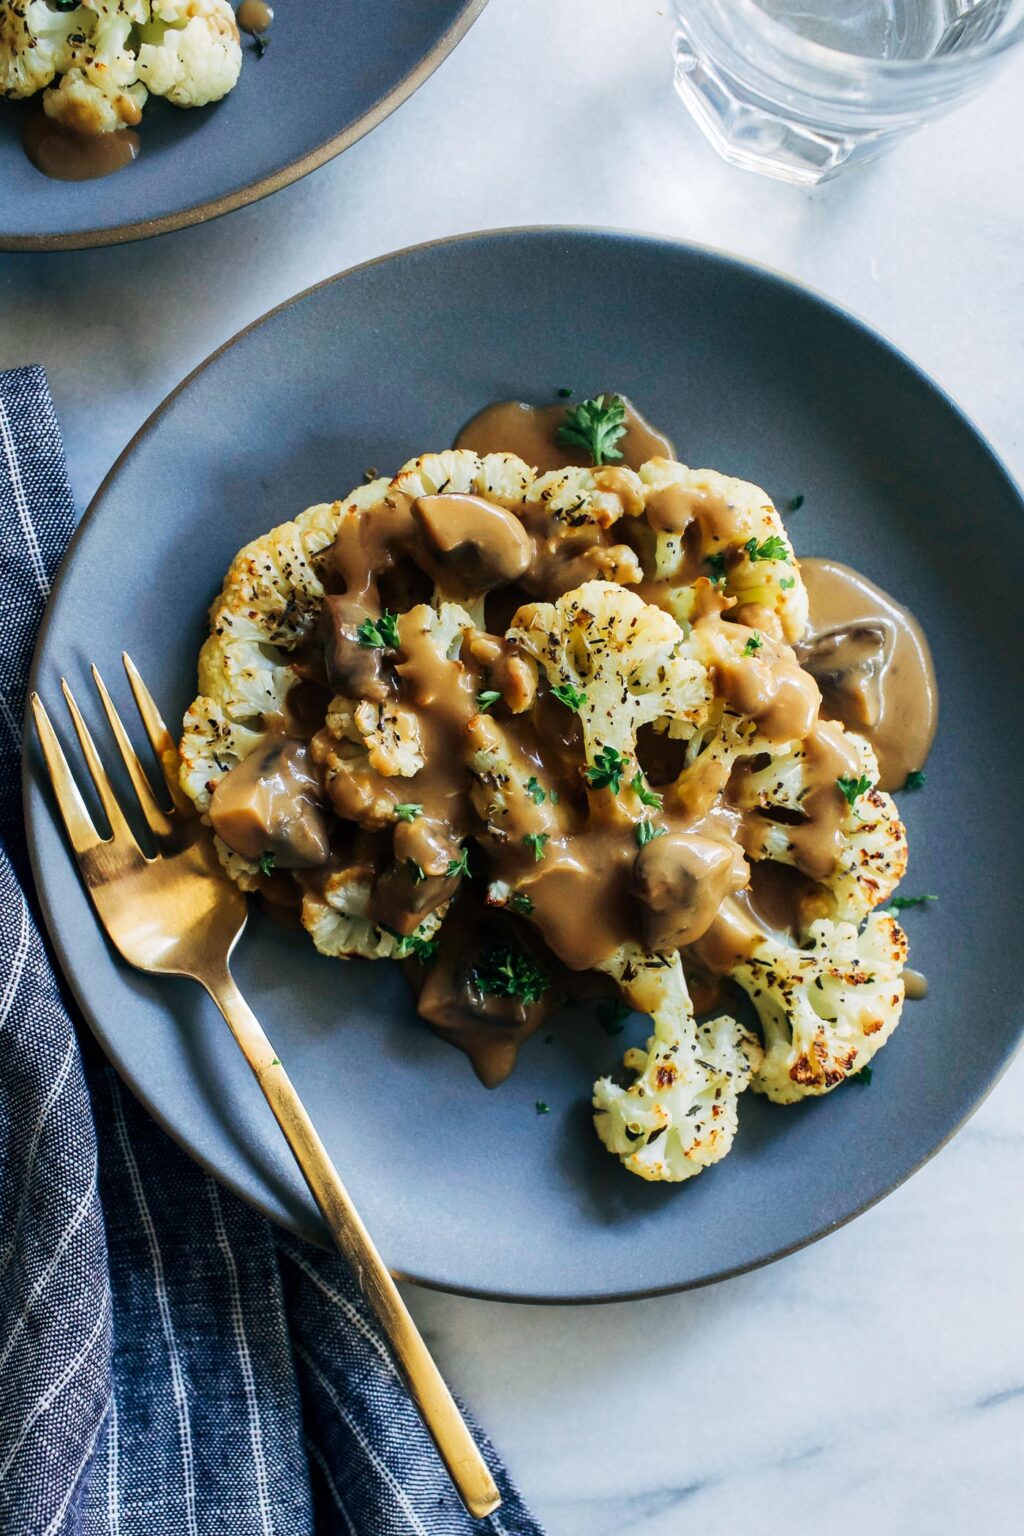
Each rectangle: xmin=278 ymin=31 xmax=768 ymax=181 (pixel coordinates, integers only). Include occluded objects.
xmin=671 ymin=0 xmax=1024 ymax=184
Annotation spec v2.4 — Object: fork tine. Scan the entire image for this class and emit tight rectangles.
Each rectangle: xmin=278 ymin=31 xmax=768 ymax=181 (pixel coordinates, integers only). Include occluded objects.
xmin=30 ymin=693 xmax=103 ymax=857
xmin=60 ymin=678 xmax=143 ymax=854
xmin=122 ymin=652 xmax=192 ymax=813
xmin=91 ymin=665 xmax=174 ymax=839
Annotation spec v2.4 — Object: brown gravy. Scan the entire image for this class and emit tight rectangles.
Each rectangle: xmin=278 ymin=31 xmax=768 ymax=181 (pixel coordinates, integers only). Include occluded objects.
xmin=237 ymin=0 xmax=274 ymax=34
xmin=798 ymin=559 xmax=937 ymax=791
xmin=902 ymin=966 xmax=929 ymax=1000
xmin=455 ymin=395 xmax=675 ymax=473
xmin=23 ymin=113 xmax=139 ymax=183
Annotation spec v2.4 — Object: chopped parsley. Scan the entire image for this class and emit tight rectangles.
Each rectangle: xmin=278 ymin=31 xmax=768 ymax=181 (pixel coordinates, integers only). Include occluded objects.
xmin=389 ymin=929 xmax=440 ymax=963
xmin=408 ymin=861 xmax=426 ymax=883
xmin=510 ymin=891 xmax=534 ymax=915
xmin=599 ymin=1000 xmax=629 ymax=1037
xmin=903 ymin=769 xmax=927 ymax=790
xmin=836 ymin=774 xmax=872 ymax=808
xmin=357 ymin=610 xmax=400 ymax=649
xmin=556 ymin=393 xmax=627 ymax=466
xmin=252 ymin=32 xmax=270 ymax=57
xmin=705 ymin=552 xmax=727 ymax=584
xmin=557 ymin=387 xmax=573 ymax=398
xmin=886 ymin=893 xmax=937 ymax=911
xmin=744 ymin=535 xmax=791 ymax=563
xmin=535 ymin=1100 xmax=551 ymax=1114
xmin=257 ymin=851 xmax=275 ymax=877
xmin=522 ymin=832 xmax=550 ymax=862
xmin=476 ymin=689 xmax=501 ymax=711
xmin=473 ymin=945 xmax=548 ymax=1005
xmin=635 ymin=819 xmax=666 ymax=848
xmin=850 ymin=1065 xmax=873 ymax=1086
xmin=585 ymin=744 xmax=626 ymax=793
xmin=447 ymin=847 xmax=472 ymax=879
xmin=743 ymin=633 xmax=763 ymax=656
xmin=779 ymin=575 xmax=796 ymax=590
xmin=786 ymin=494 xmax=805 ymax=513
xmin=526 ymin=776 xmax=547 ymax=804
xmin=630 ymin=773 xmax=662 ymax=810
xmin=394 ymin=803 xmax=423 ymax=822
xmin=270 ymin=1057 xmax=281 ymax=1065
xmin=551 ymin=681 xmax=588 ymax=710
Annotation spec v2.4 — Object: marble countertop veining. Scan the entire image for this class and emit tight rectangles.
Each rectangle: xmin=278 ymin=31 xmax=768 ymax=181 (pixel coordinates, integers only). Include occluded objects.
xmin=3 ymin=1 xmax=1023 ymax=1530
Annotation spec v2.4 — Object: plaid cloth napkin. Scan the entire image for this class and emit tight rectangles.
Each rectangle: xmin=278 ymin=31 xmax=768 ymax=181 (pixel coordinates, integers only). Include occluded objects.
xmin=0 ymin=366 xmax=541 ymax=1536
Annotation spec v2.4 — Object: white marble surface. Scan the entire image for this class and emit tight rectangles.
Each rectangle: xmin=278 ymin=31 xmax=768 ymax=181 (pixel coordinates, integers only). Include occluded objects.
xmin=3 ymin=2 xmax=1024 ymax=1531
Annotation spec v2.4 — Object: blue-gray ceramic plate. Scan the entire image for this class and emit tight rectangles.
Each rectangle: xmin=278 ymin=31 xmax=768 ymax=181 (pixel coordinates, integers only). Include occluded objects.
xmin=0 ymin=1 xmax=486 ymax=251
xmin=24 ymin=229 xmax=1024 ymax=1301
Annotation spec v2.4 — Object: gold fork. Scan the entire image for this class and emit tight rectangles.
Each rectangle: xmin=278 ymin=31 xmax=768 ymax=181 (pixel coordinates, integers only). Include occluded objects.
xmin=31 ymin=656 xmax=501 ymax=1522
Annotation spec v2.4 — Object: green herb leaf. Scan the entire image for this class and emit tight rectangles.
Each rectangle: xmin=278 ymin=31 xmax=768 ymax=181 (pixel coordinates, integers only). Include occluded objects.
xmin=903 ymin=769 xmax=927 ymax=790
xmin=526 ymin=776 xmax=546 ymax=805
xmin=388 ymin=927 xmax=440 ymax=963
xmin=535 ymin=1100 xmax=551 ymax=1114
xmin=447 ymin=847 xmax=472 ymax=879
xmin=850 ymin=1065 xmax=873 ymax=1086
xmin=258 ymin=851 xmax=275 ymax=877
xmin=473 ymin=944 xmax=548 ymax=1005
xmin=786 ymin=494 xmax=805 ymax=513
xmin=743 ymin=632 xmax=763 ymax=656
xmin=780 ymin=575 xmax=796 ymax=590
xmin=556 ymin=393 xmax=627 ymax=466
xmin=557 ymin=387 xmax=573 ymax=398
xmin=357 ymin=610 xmax=400 ymax=648
xmin=599 ymin=1000 xmax=629 ymax=1037
xmin=635 ymin=819 xmax=666 ymax=848
xmin=270 ymin=1057 xmax=281 ymax=1066
xmin=394 ymin=803 xmax=423 ymax=822
xmin=522 ymin=832 xmax=550 ymax=862
xmin=408 ymin=861 xmax=426 ymax=883
xmin=886 ymin=893 xmax=937 ymax=911
xmin=253 ymin=32 xmax=269 ymax=57
xmin=630 ymin=773 xmax=662 ymax=810
xmin=836 ymin=774 xmax=872 ymax=808
xmin=510 ymin=891 xmax=534 ymax=915
xmin=585 ymin=745 xmax=626 ymax=793
xmin=705 ymin=552 xmax=727 ymax=584
xmin=551 ymin=681 xmax=588 ymax=710
xmin=476 ymin=689 xmax=501 ymax=711
xmin=744 ymin=535 xmax=791 ymax=563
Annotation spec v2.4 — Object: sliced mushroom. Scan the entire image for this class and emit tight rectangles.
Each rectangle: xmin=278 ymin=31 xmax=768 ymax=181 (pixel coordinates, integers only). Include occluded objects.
xmin=210 ymin=737 xmax=330 ymax=869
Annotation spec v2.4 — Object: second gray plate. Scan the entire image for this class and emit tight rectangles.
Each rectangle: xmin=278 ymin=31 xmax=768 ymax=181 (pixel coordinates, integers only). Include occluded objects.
xmin=24 ymin=229 xmax=1024 ymax=1301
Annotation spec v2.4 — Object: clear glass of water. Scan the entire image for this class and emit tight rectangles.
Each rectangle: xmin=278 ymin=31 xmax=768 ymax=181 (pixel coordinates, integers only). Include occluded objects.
xmin=671 ymin=0 xmax=1024 ymax=184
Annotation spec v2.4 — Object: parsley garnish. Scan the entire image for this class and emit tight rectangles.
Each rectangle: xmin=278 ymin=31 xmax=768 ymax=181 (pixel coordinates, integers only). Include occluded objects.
xmin=745 ymin=535 xmax=791 ymax=563
xmin=408 ymin=861 xmax=426 ymax=883
xmin=743 ymin=633 xmax=763 ymax=656
xmin=556 ymin=393 xmax=627 ymax=466
xmin=535 ymin=1100 xmax=551 ymax=1114
xmin=252 ymin=32 xmax=270 ymax=57
xmin=522 ymin=832 xmax=549 ymax=862
xmin=836 ymin=774 xmax=872 ymax=808
xmin=779 ymin=575 xmax=796 ymax=590
xmin=526 ymin=776 xmax=546 ymax=804
xmin=850 ymin=1065 xmax=873 ymax=1086
xmin=903 ymin=770 xmax=926 ymax=790
xmin=630 ymin=773 xmax=662 ymax=810
xmin=599 ymin=1000 xmax=629 ymax=1037
xmin=705 ymin=552 xmax=727 ymax=584
xmin=271 ymin=1057 xmax=281 ymax=1066
xmin=551 ymin=681 xmax=587 ymax=710
xmin=447 ymin=847 xmax=472 ymax=879
xmin=476 ymin=689 xmax=501 ymax=711
xmin=635 ymin=819 xmax=666 ymax=848
xmin=557 ymin=387 xmax=573 ymax=398
xmin=394 ymin=803 xmax=422 ymax=822
xmin=886 ymin=893 xmax=937 ymax=911
xmin=357 ymin=610 xmax=400 ymax=648
xmin=585 ymin=745 xmax=626 ymax=793
xmin=473 ymin=945 xmax=548 ymax=1005
xmin=258 ymin=851 xmax=275 ymax=876
xmin=510 ymin=892 xmax=534 ymax=915
xmin=786 ymin=494 xmax=805 ymax=512
xmin=388 ymin=928 xmax=440 ymax=963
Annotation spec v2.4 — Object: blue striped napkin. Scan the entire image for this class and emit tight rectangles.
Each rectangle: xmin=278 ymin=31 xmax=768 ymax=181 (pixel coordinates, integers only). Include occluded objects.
xmin=0 ymin=366 xmax=540 ymax=1536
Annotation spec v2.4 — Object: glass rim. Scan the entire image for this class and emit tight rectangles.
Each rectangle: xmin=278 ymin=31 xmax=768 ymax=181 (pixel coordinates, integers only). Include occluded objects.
xmin=722 ymin=0 xmax=1024 ymax=74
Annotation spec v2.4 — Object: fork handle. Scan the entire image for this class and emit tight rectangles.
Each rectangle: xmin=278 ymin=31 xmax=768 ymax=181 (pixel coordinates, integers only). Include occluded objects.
xmin=203 ymin=968 xmax=501 ymax=1521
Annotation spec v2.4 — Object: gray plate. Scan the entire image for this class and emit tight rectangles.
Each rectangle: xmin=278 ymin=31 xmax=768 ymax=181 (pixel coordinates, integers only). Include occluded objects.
xmin=24 ymin=229 xmax=1024 ymax=1302
xmin=0 ymin=1 xmax=486 ymax=251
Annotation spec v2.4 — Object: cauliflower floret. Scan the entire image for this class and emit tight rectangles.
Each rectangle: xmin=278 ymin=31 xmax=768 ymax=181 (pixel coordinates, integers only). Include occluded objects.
xmin=731 ymin=727 xmax=907 ymax=920
xmin=136 ymin=0 xmax=241 ymax=107
xmin=392 ymin=448 xmax=534 ymax=507
xmin=637 ymin=461 xmax=809 ymax=642
xmin=43 ymin=67 xmax=146 ymax=131
xmin=301 ymin=868 xmax=445 ymax=962
xmin=1 ymin=0 xmax=82 ymax=98
xmin=734 ymin=911 xmax=908 ymax=1103
xmin=593 ymin=946 xmax=762 ymax=1182
xmin=510 ymin=580 xmax=711 ymax=764
xmin=523 ymin=464 xmax=645 ymax=528
xmin=179 ymin=696 xmax=266 ymax=812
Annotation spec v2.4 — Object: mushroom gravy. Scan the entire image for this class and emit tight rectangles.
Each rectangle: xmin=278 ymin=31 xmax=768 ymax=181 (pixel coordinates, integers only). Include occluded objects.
xmin=23 ymin=111 xmax=140 ymax=182
xmin=207 ymin=404 xmax=936 ymax=1081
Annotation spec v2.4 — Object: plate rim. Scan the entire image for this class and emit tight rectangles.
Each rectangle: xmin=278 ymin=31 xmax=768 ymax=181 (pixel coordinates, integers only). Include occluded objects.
xmin=22 ymin=225 xmax=1024 ymax=1304
xmin=0 ymin=0 xmax=488 ymax=254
